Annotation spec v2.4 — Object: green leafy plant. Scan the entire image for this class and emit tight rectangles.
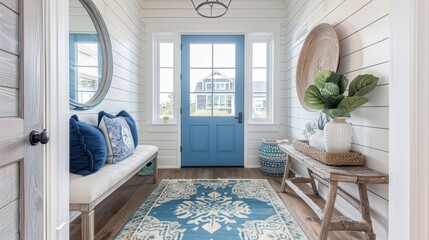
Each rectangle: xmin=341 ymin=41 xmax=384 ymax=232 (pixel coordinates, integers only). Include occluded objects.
xmin=162 ymin=115 xmax=169 ymax=123
xmin=304 ymin=70 xmax=379 ymax=119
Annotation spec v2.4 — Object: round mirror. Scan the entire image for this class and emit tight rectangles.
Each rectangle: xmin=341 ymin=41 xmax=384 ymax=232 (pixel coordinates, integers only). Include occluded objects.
xmin=69 ymin=0 xmax=113 ymax=110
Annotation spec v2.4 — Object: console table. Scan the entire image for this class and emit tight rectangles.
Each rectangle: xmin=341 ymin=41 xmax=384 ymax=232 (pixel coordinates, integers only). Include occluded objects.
xmin=278 ymin=143 xmax=388 ymax=240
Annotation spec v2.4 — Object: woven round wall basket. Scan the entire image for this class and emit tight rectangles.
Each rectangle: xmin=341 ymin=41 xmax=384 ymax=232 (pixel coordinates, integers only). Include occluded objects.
xmin=296 ymin=23 xmax=340 ymax=111
xmin=258 ymin=139 xmax=288 ymax=177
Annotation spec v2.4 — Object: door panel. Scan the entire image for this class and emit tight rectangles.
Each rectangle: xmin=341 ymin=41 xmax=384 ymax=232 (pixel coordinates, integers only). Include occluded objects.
xmin=0 ymin=163 xmax=19 ymax=240
xmin=0 ymin=0 xmax=45 ymax=239
xmin=0 ymin=1 xmax=23 ymax=239
xmin=0 ymin=199 xmax=19 ymax=240
xmin=0 ymin=163 xmax=19 ymax=209
xmin=216 ymin=125 xmax=236 ymax=152
xmin=0 ymin=50 xmax=19 ymax=88
xmin=0 ymin=2 xmax=19 ymax=55
xmin=181 ymin=35 xmax=244 ymax=167
xmin=0 ymin=119 xmax=24 ymax=167
xmin=189 ymin=125 xmax=209 ymax=153
xmin=0 ymin=87 xmax=19 ymax=117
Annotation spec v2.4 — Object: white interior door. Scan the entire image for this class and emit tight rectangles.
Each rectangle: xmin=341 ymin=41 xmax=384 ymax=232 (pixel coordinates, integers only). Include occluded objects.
xmin=0 ymin=0 xmax=46 ymax=239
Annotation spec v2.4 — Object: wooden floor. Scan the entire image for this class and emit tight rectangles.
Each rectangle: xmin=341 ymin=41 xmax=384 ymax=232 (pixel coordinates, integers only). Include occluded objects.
xmin=70 ymin=168 xmax=366 ymax=240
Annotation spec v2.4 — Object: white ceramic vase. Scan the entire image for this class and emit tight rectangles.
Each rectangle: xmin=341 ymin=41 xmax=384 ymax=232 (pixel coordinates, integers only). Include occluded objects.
xmin=324 ymin=117 xmax=352 ymax=152
xmin=309 ymin=129 xmax=326 ymax=151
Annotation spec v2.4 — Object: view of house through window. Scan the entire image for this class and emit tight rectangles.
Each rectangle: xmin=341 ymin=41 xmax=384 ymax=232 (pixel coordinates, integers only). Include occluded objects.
xmin=189 ymin=43 xmax=236 ymax=116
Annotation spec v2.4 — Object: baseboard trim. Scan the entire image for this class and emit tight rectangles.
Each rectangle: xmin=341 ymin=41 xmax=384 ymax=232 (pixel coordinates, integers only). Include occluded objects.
xmin=158 ymin=166 xmax=180 ymax=169
xmin=158 ymin=165 xmax=261 ymax=169
xmin=245 ymin=165 xmax=260 ymax=168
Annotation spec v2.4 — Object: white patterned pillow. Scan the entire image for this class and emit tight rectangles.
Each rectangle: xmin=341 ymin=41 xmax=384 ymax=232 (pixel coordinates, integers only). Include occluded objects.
xmin=99 ymin=116 xmax=135 ymax=164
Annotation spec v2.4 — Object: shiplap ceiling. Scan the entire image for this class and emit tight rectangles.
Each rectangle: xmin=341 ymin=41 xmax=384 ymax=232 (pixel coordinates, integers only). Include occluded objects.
xmin=138 ymin=0 xmax=288 ymax=20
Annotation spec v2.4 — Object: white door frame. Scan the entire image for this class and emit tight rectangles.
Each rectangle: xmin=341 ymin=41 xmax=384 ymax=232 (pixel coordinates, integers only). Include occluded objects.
xmin=44 ymin=0 xmax=70 ymax=239
xmin=389 ymin=0 xmax=429 ymax=239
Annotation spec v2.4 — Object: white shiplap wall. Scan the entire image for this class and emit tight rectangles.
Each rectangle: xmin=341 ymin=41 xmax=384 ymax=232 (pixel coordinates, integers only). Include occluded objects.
xmin=282 ymin=0 xmax=389 ymax=239
xmin=137 ymin=1 xmax=287 ymax=168
xmin=138 ymin=22 xmax=181 ymax=168
xmin=70 ymin=0 xmax=144 ymax=135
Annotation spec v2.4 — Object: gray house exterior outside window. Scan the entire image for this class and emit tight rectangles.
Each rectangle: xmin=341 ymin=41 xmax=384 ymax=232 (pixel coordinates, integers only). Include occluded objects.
xmin=192 ymin=70 xmax=267 ymax=115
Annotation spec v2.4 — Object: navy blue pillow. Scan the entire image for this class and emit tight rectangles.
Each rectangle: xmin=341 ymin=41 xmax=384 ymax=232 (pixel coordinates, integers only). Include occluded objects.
xmin=97 ymin=110 xmax=138 ymax=147
xmin=70 ymin=115 xmax=107 ymax=176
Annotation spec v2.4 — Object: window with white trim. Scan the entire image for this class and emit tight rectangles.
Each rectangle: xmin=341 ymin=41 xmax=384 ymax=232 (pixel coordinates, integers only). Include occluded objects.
xmin=250 ymin=36 xmax=273 ymax=122
xmin=153 ymin=34 xmax=178 ymax=124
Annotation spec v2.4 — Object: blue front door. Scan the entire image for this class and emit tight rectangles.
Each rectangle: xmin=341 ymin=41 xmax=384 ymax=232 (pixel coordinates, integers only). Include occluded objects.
xmin=181 ymin=35 xmax=244 ymax=167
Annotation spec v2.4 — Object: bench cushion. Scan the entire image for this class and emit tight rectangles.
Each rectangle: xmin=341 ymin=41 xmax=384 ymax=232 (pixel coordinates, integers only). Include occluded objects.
xmin=70 ymin=145 xmax=158 ymax=204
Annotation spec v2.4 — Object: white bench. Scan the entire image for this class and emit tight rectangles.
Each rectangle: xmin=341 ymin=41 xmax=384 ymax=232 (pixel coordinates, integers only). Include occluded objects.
xmin=69 ymin=145 xmax=158 ymax=240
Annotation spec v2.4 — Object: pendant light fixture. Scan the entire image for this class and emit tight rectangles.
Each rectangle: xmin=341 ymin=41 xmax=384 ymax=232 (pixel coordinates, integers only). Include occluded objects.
xmin=191 ymin=0 xmax=232 ymax=18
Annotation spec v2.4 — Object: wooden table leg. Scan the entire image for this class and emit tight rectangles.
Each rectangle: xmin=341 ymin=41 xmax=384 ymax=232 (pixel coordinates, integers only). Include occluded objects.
xmin=153 ymin=156 xmax=158 ymax=184
xmin=308 ymin=168 xmax=318 ymax=195
xmin=319 ymin=180 xmax=338 ymax=240
xmin=281 ymin=155 xmax=292 ymax=192
xmin=358 ymin=183 xmax=376 ymax=240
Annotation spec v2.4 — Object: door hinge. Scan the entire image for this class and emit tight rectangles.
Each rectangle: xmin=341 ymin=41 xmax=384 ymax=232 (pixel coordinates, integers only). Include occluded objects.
xmin=180 ymin=73 xmax=182 ymax=80
xmin=180 ymin=146 xmax=182 ymax=152
xmin=180 ymin=108 xmax=182 ymax=114
xmin=180 ymin=44 xmax=182 ymax=50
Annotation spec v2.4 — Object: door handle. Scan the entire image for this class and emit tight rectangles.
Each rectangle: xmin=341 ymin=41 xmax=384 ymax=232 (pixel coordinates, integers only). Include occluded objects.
xmin=235 ymin=112 xmax=243 ymax=123
xmin=29 ymin=129 xmax=50 ymax=145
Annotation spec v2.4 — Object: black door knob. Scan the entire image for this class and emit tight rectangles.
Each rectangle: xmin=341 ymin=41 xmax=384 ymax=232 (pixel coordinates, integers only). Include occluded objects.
xmin=29 ymin=129 xmax=50 ymax=145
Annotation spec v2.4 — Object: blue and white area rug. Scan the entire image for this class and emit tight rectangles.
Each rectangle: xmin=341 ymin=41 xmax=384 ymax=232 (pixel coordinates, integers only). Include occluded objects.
xmin=116 ymin=179 xmax=307 ymax=240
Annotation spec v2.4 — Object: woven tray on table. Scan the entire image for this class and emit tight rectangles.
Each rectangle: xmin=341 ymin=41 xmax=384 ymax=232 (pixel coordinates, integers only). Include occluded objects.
xmin=293 ymin=140 xmax=364 ymax=166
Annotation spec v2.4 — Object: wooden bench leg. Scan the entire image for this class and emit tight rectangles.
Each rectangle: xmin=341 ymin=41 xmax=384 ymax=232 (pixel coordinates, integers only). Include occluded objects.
xmin=153 ymin=156 xmax=158 ymax=184
xmin=281 ymin=155 xmax=292 ymax=192
xmin=81 ymin=209 xmax=95 ymax=240
xmin=319 ymin=180 xmax=338 ymax=240
xmin=308 ymin=168 xmax=318 ymax=195
xmin=358 ymin=183 xmax=376 ymax=240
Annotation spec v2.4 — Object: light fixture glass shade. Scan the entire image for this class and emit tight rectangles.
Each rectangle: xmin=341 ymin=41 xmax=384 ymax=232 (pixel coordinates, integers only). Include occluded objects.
xmin=191 ymin=0 xmax=232 ymax=18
